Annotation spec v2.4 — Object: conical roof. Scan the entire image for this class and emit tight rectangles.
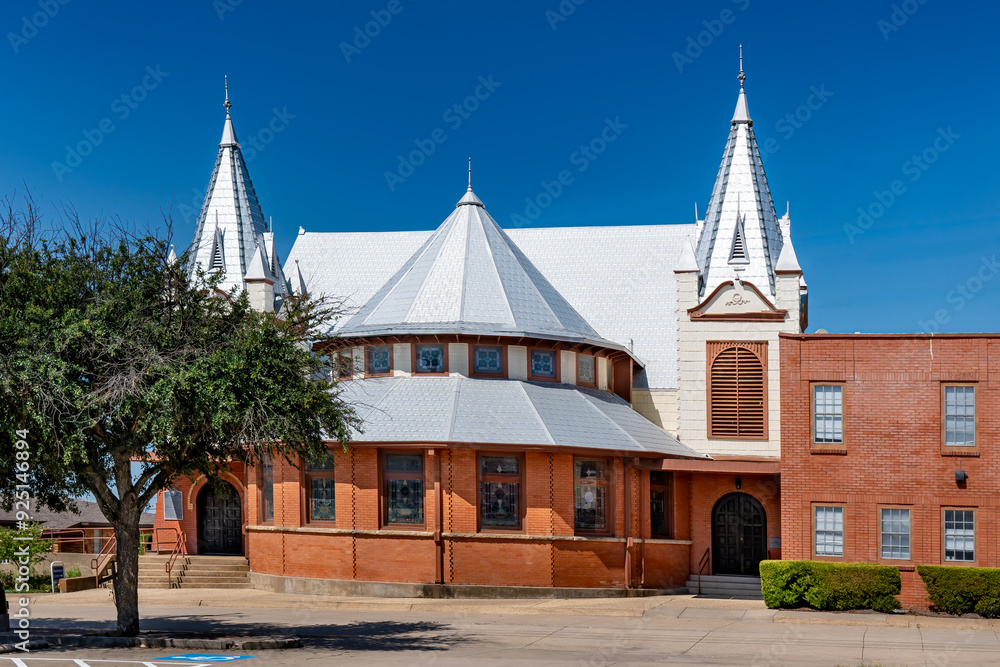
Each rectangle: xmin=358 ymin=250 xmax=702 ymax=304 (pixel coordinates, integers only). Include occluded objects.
xmin=187 ymin=85 xmax=275 ymax=295
xmin=695 ymin=54 xmax=783 ymax=297
xmin=338 ymin=187 xmax=619 ymax=348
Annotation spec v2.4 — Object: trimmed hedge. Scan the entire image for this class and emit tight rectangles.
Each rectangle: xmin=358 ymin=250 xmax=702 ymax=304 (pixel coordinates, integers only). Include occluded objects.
xmin=759 ymin=560 xmax=901 ymax=613
xmin=918 ymin=565 xmax=1000 ymax=616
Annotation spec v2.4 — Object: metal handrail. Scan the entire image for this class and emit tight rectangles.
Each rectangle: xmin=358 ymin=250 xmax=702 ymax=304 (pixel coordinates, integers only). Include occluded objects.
xmin=697 ymin=547 xmax=711 ymax=595
xmin=90 ymin=534 xmax=117 ymax=587
xmin=165 ymin=530 xmax=186 ymax=589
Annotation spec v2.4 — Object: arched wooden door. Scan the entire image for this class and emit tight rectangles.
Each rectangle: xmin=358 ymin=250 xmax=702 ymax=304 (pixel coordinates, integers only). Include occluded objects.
xmin=197 ymin=482 xmax=243 ymax=555
xmin=712 ymin=492 xmax=766 ymax=575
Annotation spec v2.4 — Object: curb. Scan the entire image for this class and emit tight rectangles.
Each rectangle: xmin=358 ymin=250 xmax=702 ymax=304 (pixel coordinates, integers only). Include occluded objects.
xmin=0 ymin=634 xmax=300 ymax=650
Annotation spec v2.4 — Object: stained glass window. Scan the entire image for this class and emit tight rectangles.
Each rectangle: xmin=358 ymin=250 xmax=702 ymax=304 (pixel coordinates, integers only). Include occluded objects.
xmin=574 ymin=459 xmax=609 ymax=533
xmin=368 ymin=346 xmax=391 ymax=376
xmin=415 ymin=345 xmax=445 ymax=374
xmin=649 ymin=471 xmax=671 ymax=537
xmin=577 ymin=355 xmax=596 ymax=385
xmin=259 ymin=459 xmax=274 ymax=523
xmin=384 ymin=453 xmax=424 ymax=525
xmin=473 ymin=346 xmax=503 ymax=375
xmin=306 ymin=452 xmax=335 ymax=523
xmin=531 ymin=349 xmax=556 ymax=379
xmin=480 ymin=455 xmax=521 ymax=529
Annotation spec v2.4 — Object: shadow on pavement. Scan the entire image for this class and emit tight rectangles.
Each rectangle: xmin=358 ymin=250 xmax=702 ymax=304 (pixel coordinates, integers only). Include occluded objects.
xmin=301 ymin=620 xmax=469 ymax=652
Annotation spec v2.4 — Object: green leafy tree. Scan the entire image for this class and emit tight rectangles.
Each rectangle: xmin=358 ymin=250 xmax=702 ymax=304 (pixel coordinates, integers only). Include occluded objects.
xmin=0 ymin=199 xmax=359 ymax=635
xmin=0 ymin=522 xmax=53 ymax=571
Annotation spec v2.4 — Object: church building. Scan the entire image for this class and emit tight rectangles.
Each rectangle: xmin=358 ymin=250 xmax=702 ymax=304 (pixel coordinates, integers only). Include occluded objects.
xmin=155 ymin=58 xmax=808 ymax=595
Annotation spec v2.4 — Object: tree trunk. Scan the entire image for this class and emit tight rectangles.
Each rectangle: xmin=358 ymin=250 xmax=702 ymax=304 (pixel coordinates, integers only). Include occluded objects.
xmin=111 ymin=499 xmax=142 ymax=636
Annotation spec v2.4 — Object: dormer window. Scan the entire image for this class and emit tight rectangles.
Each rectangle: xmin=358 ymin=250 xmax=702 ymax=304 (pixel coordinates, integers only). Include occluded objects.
xmin=336 ymin=350 xmax=354 ymax=380
xmin=577 ymin=354 xmax=596 ymax=386
xmin=414 ymin=344 xmax=446 ymax=374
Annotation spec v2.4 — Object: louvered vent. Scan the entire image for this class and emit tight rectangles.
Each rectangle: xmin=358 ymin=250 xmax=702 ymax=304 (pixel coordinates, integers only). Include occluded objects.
xmin=708 ymin=341 xmax=767 ymax=438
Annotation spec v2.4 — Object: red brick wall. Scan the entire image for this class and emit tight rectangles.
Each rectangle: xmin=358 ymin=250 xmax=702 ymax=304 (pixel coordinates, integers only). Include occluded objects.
xmin=241 ymin=445 xmax=692 ymax=590
xmin=781 ymin=334 xmax=1000 ymax=608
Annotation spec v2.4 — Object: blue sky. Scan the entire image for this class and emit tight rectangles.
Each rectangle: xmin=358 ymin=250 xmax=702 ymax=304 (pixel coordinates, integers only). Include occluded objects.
xmin=2 ymin=0 xmax=998 ymax=334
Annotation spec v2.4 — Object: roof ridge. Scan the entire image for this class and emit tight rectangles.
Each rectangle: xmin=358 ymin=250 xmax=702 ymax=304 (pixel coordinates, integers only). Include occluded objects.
xmin=516 ymin=381 xmax=556 ymax=446
xmin=574 ymin=386 xmax=644 ymax=451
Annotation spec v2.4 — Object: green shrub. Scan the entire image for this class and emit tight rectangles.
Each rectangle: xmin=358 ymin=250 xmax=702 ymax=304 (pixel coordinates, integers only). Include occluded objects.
xmin=66 ymin=567 xmax=82 ymax=579
xmin=760 ymin=560 xmax=900 ymax=612
xmin=0 ymin=570 xmax=54 ymax=593
xmin=918 ymin=565 xmax=1000 ymax=616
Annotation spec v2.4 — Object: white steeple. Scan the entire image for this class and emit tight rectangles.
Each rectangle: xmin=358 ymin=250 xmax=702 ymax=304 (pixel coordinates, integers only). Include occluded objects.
xmin=694 ymin=48 xmax=785 ymax=298
xmin=187 ymin=78 xmax=289 ymax=309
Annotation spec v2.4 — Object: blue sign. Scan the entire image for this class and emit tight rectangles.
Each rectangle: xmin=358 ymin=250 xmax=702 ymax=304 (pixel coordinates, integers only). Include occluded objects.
xmin=155 ymin=655 xmax=254 ymax=663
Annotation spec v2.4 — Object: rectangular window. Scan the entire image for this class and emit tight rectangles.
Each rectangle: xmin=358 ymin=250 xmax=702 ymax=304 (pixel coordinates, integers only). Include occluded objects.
xmin=814 ymin=506 xmax=844 ymax=557
xmin=414 ymin=344 xmax=445 ymax=374
xmin=944 ymin=509 xmax=975 ymax=562
xmin=479 ymin=454 xmax=522 ymax=530
xmin=649 ymin=471 xmax=672 ymax=537
xmin=367 ymin=345 xmax=392 ymax=376
xmin=383 ymin=453 xmax=424 ymax=526
xmin=336 ymin=350 xmax=354 ymax=380
xmin=530 ymin=349 xmax=557 ymax=380
xmin=577 ymin=354 xmax=596 ymax=386
xmin=574 ymin=458 xmax=610 ymax=534
xmin=880 ymin=508 xmax=911 ymax=560
xmin=943 ymin=385 xmax=976 ymax=447
xmin=259 ymin=459 xmax=274 ymax=523
xmin=813 ymin=385 xmax=843 ymax=444
xmin=305 ymin=452 xmax=336 ymax=523
xmin=473 ymin=345 xmax=503 ymax=376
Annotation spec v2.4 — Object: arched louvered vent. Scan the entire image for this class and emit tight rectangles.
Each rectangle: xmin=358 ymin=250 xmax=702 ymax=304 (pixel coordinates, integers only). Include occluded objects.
xmin=708 ymin=341 xmax=767 ymax=439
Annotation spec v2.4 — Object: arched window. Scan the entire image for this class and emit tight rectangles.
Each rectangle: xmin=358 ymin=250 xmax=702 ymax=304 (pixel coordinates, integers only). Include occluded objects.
xmin=707 ymin=341 xmax=767 ymax=439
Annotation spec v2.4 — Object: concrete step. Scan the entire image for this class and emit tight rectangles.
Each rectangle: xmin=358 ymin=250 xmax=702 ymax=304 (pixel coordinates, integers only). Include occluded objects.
xmin=183 ymin=565 xmax=249 ymax=574
xmin=685 ymin=575 xmax=763 ymax=599
xmin=178 ymin=575 xmax=250 ymax=584
xmin=178 ymin=583 xmax=253 ymax=589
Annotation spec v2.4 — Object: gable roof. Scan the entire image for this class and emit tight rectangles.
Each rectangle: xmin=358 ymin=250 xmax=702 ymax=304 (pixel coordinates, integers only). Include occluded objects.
xmin=0 ymin=499 xmax=154 ymax=529
xmin=337 ymin=187 xmax=622 ymax=351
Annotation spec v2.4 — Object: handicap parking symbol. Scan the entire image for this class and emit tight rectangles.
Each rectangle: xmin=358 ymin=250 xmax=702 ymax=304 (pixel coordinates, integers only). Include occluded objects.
xmin=156 ymin=655 xmax=254 ymax=663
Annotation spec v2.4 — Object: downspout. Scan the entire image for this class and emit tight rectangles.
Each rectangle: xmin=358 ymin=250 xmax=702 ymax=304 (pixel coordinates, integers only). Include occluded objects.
xmin=624 ymin=457 xmax=632 ymax=590
xmin=638 ymin=460 xmax=646 ymax=588
xmin=433 ymin=448 xmax=444 ymax=585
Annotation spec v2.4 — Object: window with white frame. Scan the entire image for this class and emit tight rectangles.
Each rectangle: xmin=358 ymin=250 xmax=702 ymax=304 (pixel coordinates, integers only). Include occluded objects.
xmin=813 ymin=385 xmax=843 ymax=444
xmin=880 ymin=508 xmax=911 ymax=560
xmin=944 ymin=509 xmax=975 ymax=562
xmin=943 ymin=385 xmax=976 ymax=447
xmin=814 ymin=506 xmax=843 ymax=557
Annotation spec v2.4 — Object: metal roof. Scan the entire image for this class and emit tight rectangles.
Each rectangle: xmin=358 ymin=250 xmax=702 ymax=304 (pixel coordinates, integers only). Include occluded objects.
xmin=337 ymin=376 xmax=708 ymax=458
xmin=337 ymin=187 xmax=622 ymax=352
xmin=286 ymin=223 xmax=695 ymax=389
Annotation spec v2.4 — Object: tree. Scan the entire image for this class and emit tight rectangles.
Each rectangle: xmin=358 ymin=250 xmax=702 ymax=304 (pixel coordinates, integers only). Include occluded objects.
xmin=0 ymin=197 xmax=359 ymax=635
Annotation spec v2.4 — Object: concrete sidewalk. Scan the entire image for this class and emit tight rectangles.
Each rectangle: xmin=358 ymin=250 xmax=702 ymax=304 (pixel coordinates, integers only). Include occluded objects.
xmin=26 ymin=588 xmax=1000 ymax=631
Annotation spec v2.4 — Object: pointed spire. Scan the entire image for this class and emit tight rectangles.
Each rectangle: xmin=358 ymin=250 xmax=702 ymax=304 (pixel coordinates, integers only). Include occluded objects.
xmin=167 ymin=244 xmax=178 ymax=264
xmin=675 ymin=239 xmax=700 ymax=273
xmin=243 ymin=243 xmax=275 ymax=284
xmin=220 ymin=75 xmax=239 ymax=147
xmin=290 ymin=259 xmax=308 ymax=297
xmin=457 ymin=157 xmax=484 ymax=207
xmin=732 ymin=45 xmax=752 ymax=124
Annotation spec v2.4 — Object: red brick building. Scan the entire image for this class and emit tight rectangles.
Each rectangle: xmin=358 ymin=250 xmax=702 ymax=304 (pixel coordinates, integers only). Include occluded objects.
xmin=780 ymin=333 xmax=998 ymax=606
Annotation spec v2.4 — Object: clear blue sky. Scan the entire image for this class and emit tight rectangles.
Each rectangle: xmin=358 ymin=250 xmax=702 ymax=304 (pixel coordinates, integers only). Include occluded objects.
xmin=2 ymin=0 xmax=998 ymax=334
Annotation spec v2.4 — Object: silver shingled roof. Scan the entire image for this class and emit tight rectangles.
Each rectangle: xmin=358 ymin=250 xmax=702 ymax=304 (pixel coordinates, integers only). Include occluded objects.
xmin=337 ymin=376 xmax=708 ymax=458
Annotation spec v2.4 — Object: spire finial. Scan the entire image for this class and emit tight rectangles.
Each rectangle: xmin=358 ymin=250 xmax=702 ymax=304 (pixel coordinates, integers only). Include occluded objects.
xmin=738 ymin=45 xmax=745 ymax=89
xmin=467 ymin=157 xmax=472 ymax=191
xmin=224 ymin=75 xmax=231 ymax=112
